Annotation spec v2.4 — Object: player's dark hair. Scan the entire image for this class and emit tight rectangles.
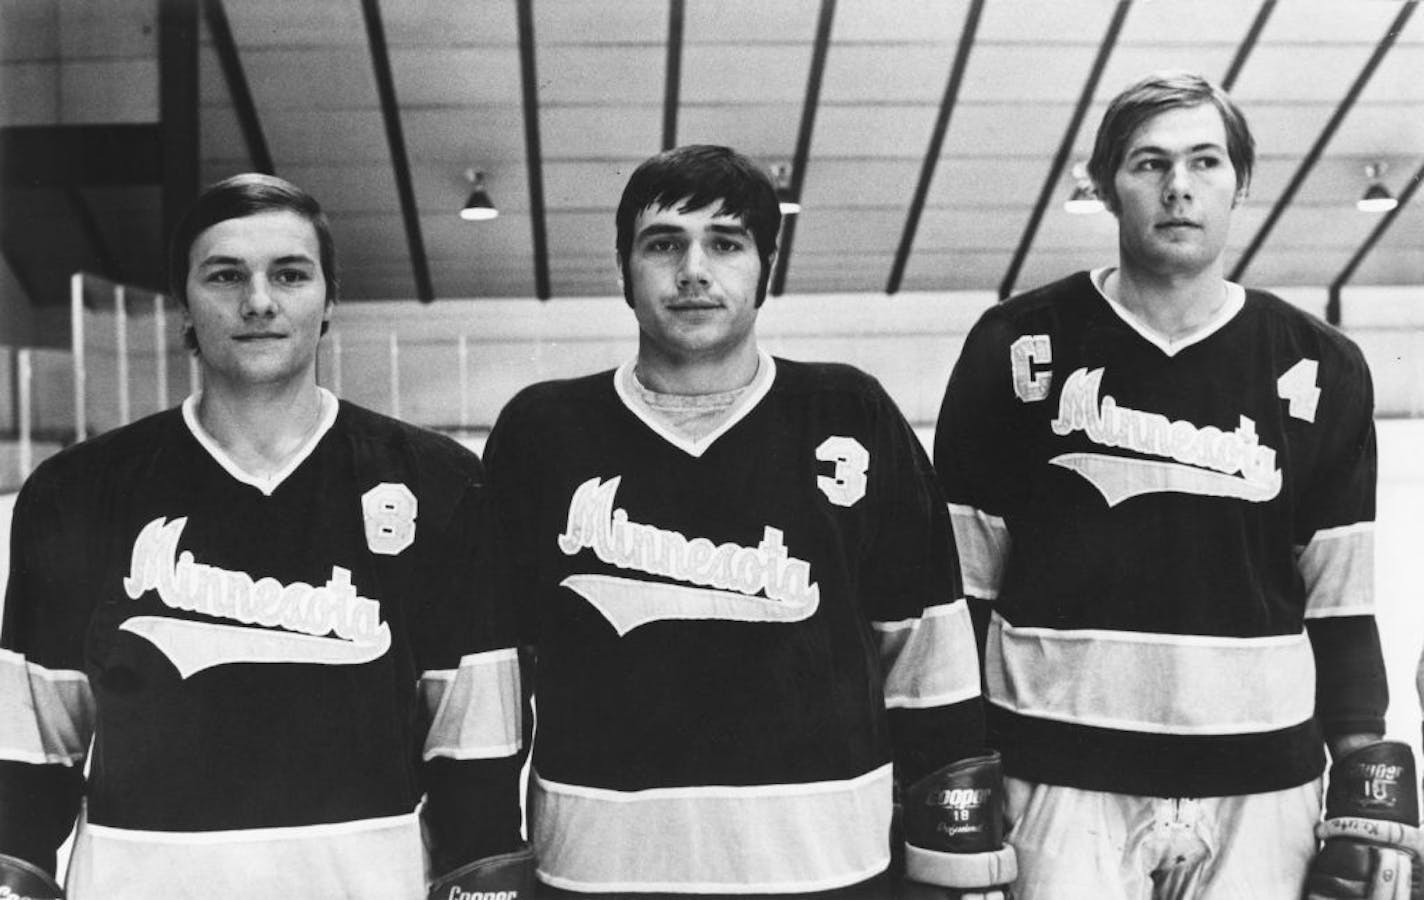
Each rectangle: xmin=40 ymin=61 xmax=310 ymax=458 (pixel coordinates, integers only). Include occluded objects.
xmin=167 ymin=173 xmax=337 ymax=352
xmin=1088 ymin=70 xmax=1255 ymax=214
xmin=615 ymin=144 xmax=781 ymax=307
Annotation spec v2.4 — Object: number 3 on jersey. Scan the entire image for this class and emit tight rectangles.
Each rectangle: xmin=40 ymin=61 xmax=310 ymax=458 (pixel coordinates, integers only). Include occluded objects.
xmin=362 ymin=482 xmax=418 ymax=555
xmin=817 ymin=436 xmax=869 ymax=507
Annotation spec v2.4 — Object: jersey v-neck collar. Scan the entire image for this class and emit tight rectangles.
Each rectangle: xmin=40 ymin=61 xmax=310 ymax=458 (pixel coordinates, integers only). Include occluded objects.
xmin=614 ymin=350 xmax=777 ymax=458
xmin=182 ymin=387 xmax=339 ymax=496
xmin=1090 ymin=267 xmax=1245 ymax=358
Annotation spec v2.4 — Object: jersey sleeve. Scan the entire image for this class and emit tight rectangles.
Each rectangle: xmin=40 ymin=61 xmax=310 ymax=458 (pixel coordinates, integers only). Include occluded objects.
xmin=862 ymin=382 xmax=985 ymax=788
xmin=0 ymin=470 xmax=95 ymax=877
xmin=410 ymin=455 xmax=527 ymax=875
xmin=1295 ymin=341 xmax=1386 ymax=740
xmin=932 ymin=313 xmax=1022 ymax=606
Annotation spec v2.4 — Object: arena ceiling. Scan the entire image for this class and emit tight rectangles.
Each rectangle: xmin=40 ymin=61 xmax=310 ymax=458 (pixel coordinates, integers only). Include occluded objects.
xmin=2 ymin=0 xmax=1423 ymax=310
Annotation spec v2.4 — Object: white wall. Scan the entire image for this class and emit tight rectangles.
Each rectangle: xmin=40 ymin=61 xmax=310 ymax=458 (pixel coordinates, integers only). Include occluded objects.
xmin=322 ymin=284 xmax=1424 ymax=428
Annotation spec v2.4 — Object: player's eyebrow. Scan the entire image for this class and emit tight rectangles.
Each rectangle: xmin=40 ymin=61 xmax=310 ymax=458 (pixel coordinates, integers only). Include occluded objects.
xmin=1126 ymin=142 xmax=1226 ymax=158
xmin=706 ymin=223 xmax=752 ymax=239
xmin=194 ymin=253 xmax=316 ymax=269
xmin=635 ymin=223 xmax=688 ymax=242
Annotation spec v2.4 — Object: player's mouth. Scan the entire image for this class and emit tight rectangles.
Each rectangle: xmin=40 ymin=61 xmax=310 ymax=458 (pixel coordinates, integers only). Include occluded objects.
xmin=1156 ymin=218 xmax=1200 ymax=230
xmin=667 ymin=296 xmax=721 ymax=311
xmin=232 ymin=332 xmax=287 ymax=342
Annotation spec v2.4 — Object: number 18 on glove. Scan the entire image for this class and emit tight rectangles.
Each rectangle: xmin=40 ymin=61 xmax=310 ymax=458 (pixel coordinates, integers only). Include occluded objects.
xmin=1306 ymin=741 xmax=1424 ymax=900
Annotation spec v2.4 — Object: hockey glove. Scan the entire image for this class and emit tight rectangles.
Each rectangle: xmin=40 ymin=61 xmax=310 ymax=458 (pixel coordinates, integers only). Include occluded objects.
xmin=428 ymin=845 xmax=536 ymax=900
xmin=0 ymin=852 xmax=64 ymax=900
xmin=901 ymin=752 xmax=1017 ymax=899
xmin=1306 ymin=740 xmax=1424 ymax=900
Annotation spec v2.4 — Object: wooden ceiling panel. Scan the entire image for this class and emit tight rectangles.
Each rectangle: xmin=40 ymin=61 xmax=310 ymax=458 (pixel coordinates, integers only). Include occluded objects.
xmin=220 ymin=0 xmax=367 ymax=48
xmin=542 ymin=159 xmax=640 ymax=212
xmin=681 ymin=45 xmax=813 ymax=104
xmin=258 ymin=109 xmax=392 ymax=165
xmin=974 ymin=1 xmax=1114 ymax=44
xmin=677 ymin=103 xmax=803 ymax=157
xmin=423 ymin=213 xmax=534 ymax=265
xmin=819 ymin=45 xmax=955 ymax=104
xmin=900 ymin=249 xmax=1015 ymax=292
xmin=916 ymin=208 xmax=1038 ymax=251
xmin=58 ymin=0 xmax=154 ymax=60
xmin=798 ymin=159 xmax=921 ymax=209
xmin=1349 ymin=248 xmax=1424 ymax=286
xmin=927 ymin=156 xmax=1077 ymax=209
xmin=390 ymin=47 xmax=522 ymax=105
xmin=682 ymin=0 xmax=821 ymax=44
xmin=1094 ymin=45 xmax=1239 ymax=103
xmin=545 ymin=210 xmax=620 ymax=260
xmin=401 ymin=105 xmax=528 ymax=165
xmin=783 ymin=253 xmax=896 ymax=294
xmin=1241 ymin=248 xmax=1357 ymax=289
xmin=1115 ymin=0 xmax=1261 ymax=45
xmin=1256 ymin=0 xmax=1407 ymax=44
xmin=936 ymin=102 xmax=1079 ymax=159
xmin=0 ymin=61 xmax=57 ymax=124
xmin=831 ymin=0 xmax=966 ymax=43
xmin=275 ymin=163 xmax=402 ymax=214
xmin=1231 ymin=45 xmax=1384 ymax=102
xmin=541 ymin=105 xmax=659 ymax=158
xmin=222 ymin=47 xmax=380 ymax=110
xmin=958 ymin=43 xmax=1100 ymax=102
xmin=1325 ymin=103 xmax=1424 ymax=155
xmin=198 ymin=106 xmax=250 ymax=170
xmin=0 ymin=1 xmax=57 ymax=61
xmin=538 ymin=45 xmax=664 ymax=104
xmin=534 ymin=0 xmax=667 ymax=44
xmin=812 ymin=104 xmax=941 ymax=158
xmin=790 ymin=209 xmax=905 ymax=256
xmin=381 ymin=0 xmax=519 ymax=46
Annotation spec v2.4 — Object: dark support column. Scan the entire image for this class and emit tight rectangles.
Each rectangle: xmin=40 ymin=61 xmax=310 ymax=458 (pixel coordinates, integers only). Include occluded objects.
xmin=159 ymin=0 xmax=200 ymax=249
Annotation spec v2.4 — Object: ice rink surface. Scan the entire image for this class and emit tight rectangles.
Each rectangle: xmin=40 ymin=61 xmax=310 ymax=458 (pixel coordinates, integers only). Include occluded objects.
xmin=2 ymin=418 xmax=1423 ymax=755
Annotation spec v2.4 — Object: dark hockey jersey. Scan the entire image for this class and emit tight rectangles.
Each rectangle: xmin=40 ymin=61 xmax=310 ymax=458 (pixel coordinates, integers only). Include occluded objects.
xmin=0 ymin=392 xmax=522 ymax=899
xmin=485 ymin=353 xmax=984 ymax=894
xmin=935 ymin=270 xmax=1386 ymax=798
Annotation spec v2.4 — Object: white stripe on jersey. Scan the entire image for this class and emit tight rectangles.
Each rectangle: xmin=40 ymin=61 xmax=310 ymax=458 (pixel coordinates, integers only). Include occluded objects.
xmin=531 ymin=764 xmax=892 ymax=894
xmin=0 ymin=648 xmax=93 ymax=764
xmin=420 ymin=647 xmax=522 ymax=760
xmin=875 ymin=601 xmax=981 ymax=709
xmin=985 ymin=613 xmax=1315 ymax=736
xmin=1297 ymin=522 xmax=1375 ymax=619
xmin=947 ymin=503 xmax=1009 ymax=600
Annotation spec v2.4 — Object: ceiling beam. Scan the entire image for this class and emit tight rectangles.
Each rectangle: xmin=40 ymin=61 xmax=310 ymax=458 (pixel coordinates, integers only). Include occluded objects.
xmin=998 ymin=0 xmax=1131 ymax=301
xmin=1229 ymin=0 xmax=1416 ymax=283
xmin=159 ymin=0 xmax=199 ymax=249
xmin=770 ymin=0 xmax=835 ymax=297
xmin=662 ymin=0 xmax=685 ymax=151
xmin=361 ymin=0 xmax=434 ymax=303
xmin=203 ymin=0 xmax=274 ymax=175
xmin=1 ymin=125 xmax=162 ymax=186
xmin=1327 ymin=157 xmax=1424 ymax=324
xmin=885 ymin=0 xmax=984 ymax=295
xmin=517 ymin=0 xmax=552 ymax=300
xmin=1220 ymin=0 xmax=1275 ymax=91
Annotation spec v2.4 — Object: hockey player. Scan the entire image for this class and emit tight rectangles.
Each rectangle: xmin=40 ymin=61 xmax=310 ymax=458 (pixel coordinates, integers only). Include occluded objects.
xmin=0 ymin=174 xmax=529 ymax=899
xmin=934 ymin=70 xmax=1399 ymax=898
xmin=482 ymin=144 xmax=1014 ymax=897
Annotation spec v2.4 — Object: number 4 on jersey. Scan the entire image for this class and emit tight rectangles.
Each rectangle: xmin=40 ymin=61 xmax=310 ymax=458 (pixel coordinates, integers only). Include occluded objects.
xmin=1277 ymin=358 xmax=1320 ymax=423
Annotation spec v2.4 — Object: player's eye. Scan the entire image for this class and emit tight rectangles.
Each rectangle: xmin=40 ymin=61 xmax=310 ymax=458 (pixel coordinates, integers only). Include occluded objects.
xmin=645 ymin=239 xmax=680 ymax=253
xmin=274 ymin=268 xmax=313 ymax=285
xmin=1193 ymin=154 xmax=1223 ymax=169
xmin=712 ymin=238 xmax=746 ymax=253
xmin=1135 ymin=158 xmax=1167 ymax=172
xmin=204 ymin=269 xmax=243 ymax=285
